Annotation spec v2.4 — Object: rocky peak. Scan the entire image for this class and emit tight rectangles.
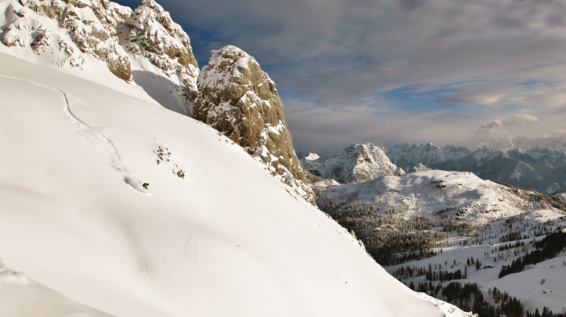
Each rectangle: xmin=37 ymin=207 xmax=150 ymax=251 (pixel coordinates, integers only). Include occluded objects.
xmin=125 ymin=0 xmax=198 ymax=87
xmin=1 ymin=0 xmax=199 ymax=91
xmin=321 ymin=143 xmax=405 ymax=184
xmin=467 ymin=120 xmax=514 ymax=151
xmin=194 ymin=45 xmax=315 ymax=205
xmin=5 ymin=0 xmax=134 ymax=79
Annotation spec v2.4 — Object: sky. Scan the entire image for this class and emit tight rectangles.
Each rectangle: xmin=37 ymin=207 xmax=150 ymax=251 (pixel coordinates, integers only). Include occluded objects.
xmin=118 ymin=0 xmax=566 ymax=156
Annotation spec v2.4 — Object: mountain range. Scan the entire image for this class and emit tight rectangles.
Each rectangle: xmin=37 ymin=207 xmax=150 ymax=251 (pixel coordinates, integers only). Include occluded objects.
xmin=385 ymin=143 xmax=566 ymax=195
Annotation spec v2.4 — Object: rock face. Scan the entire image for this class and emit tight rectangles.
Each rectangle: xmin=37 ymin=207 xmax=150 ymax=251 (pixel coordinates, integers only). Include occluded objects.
xmin=1 ymin=0 xmax=198 ymax=94
xmin=124 ymin=0 xmax=199 ymax=89
xmin=302 ymin=144 xmax=405 ymax=184
xmin=194 ymin=45 xmax=315 ymax=205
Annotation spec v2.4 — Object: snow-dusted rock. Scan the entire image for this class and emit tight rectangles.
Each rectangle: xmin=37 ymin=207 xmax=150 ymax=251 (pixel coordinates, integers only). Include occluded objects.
xmin=321 ymin=143 xmax=405 ymax=184
xmin=0 ymin=0 xmax=199 ymax=91
xmin=408 ymin=163 xmax=431 ymax=173
xmin=124 ymin=0 xmax=198 ymax=86
xmin=194 ymin=45 xmax=315 ymax=204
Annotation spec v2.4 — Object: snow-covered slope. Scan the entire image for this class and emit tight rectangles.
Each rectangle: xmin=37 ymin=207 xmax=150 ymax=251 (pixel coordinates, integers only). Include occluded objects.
xmin=0 ymin=52 xmax=475 ymax=317
xmin=0 ymin=261 xmax=114 ymax=317
xmin=302 ymin=143 xmax=405 ymax=184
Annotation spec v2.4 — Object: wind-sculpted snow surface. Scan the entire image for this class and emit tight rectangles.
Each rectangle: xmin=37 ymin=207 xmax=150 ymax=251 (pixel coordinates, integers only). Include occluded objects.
xmin=0 ymin=73 xmax=149 ymax=193
xmin=302 ymin=143 xmax=405 ymax=184
xmin=194 ymin=45 xmax=315 ymax=205
xmin=0 ymin=52 xmax=478 ymax=317
xmin=0 ymin=260 xmax=115 ymax=316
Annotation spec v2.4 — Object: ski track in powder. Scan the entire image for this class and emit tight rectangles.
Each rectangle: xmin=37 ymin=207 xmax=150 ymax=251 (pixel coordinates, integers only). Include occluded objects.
xmin=0 ymin=74 xmax=149 ymax=194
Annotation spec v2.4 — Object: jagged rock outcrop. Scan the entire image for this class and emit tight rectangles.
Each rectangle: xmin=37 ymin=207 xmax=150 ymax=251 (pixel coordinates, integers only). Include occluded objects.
xmin=302 ymin=144 xmax=405 ymax=184
xmin=408 ymin=163 xmax=431 ymax=173
xmin=124 ymin=0 xmax=198 ymax=89
xmin=194 ymin=45 xmax=315 ymax=205
xmin=1 ymin=0 xmax=198 ymax=94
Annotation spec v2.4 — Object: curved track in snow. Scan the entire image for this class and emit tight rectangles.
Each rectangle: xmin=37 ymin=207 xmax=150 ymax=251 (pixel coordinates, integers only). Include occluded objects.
xmin=0 ymin=74 xmax=149 ymax=194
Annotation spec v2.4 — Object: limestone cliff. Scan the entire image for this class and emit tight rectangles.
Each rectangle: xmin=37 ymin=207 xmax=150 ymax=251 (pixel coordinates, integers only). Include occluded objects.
xmin=194 ymin=45 xmax=315 ymax=205
xmin=1 ymin=0 xmax=198 ymax=95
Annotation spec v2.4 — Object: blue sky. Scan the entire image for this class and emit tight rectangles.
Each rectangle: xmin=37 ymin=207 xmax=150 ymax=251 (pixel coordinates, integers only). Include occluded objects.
xmin=116 ymin=0 xmax=566 ymax=155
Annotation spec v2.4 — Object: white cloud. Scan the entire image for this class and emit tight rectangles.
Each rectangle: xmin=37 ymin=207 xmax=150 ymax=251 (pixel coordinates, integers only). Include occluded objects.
xmin=141 ymin=0 xmax=566 ymax=152
xmin=503 ymin=114 xmax=539 ymax=126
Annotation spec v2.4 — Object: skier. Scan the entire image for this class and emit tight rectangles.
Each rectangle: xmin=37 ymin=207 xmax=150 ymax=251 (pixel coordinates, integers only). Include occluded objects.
xmin=142 ymin=183 xmax=149 ymax=189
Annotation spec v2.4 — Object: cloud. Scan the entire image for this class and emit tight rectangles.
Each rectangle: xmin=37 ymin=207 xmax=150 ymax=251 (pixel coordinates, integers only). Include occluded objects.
xmin=116 ymin=0 xmax=566 ymax=153
xmin=503 ymin=114 xmax=539 ymax=126
xmin=152 ymin=0 xmax=566 ymax=102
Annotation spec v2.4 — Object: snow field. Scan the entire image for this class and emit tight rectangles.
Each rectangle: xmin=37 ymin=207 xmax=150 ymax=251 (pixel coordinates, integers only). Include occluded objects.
xmin=0 ymin=52 xmax=465 ymax=317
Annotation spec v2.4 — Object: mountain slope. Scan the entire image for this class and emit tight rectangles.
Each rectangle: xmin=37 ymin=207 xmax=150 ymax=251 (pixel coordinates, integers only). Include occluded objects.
xmin=0 ymin=51 xmax=474 ymax=317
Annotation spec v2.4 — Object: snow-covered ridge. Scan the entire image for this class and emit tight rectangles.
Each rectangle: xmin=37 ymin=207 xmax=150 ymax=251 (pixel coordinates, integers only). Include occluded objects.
xmin=317 ymin=170 xmax=558 ymax=227
xmin=301 ymin=143 xmax=405 ymax=184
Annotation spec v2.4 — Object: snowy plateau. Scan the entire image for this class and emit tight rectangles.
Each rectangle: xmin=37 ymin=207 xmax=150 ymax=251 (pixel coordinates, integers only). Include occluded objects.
xmin=0 ymin=0 xmax=475 ymax=316
xmin=303 ymin=142 xmax=566 ymax=316
xmin=312 ymin=169 xmax=566 ymax=316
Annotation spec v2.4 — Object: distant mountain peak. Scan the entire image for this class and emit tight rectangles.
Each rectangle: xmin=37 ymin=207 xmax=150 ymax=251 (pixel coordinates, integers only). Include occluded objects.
xmin=467 ymin=119 xmax=514 ymax=151
xmin=301 ymin=143 xmax=405 ymax=184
